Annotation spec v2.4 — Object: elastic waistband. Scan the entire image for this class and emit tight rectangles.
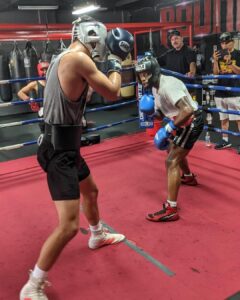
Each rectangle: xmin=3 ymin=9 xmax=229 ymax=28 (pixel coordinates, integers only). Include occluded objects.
xmin=44 ymin=123 xmax=82 ymax=151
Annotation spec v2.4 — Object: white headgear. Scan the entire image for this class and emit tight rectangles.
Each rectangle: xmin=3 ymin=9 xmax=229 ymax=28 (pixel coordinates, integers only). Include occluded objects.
xmin=72 ymin=17 xmax=107 ymax=62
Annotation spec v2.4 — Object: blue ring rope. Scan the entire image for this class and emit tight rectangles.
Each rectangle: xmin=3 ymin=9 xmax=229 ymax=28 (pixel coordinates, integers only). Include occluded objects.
xmin=1 ymin=69 xmax=239 ymax=150
xmin=1 ymin=67 xmax=240 ymax=86
xmin=199 ymin=106 xmax=240 ymax=116
xmin=0 ymin=117 xmax=138 ymax=151
xmin=186 ymin=83 xmax=240 ymax=92
xmin=86 ymin=99 xmax=137 ymax=113
xmin=0 ymin=76 xmax=45 ymax=85
xmin=204 ymin=126 xmax=240 ymax=137
xmin=161 ymin=67 xmax=240 ymax=80
xmin=1 ymin=101 xmax=240 ymax=128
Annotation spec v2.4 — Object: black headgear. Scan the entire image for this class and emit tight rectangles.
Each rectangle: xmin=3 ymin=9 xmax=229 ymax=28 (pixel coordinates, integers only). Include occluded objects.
xmin=219 ymin=32 xmax=233 ymax=43
xmin=135 ymin=55 xmax=161 ymax=88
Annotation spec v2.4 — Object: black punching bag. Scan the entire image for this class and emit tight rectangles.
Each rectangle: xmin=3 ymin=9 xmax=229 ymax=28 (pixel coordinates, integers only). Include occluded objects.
xmin=0 ymin=49 xmax=12 ymax=102
xmin=56 ymin=39 xmax=67 ymax=55
xmin=40 ymin=41 xmax=54 ymax=63
xmin=9 ymin=42 xmax=26 ymax=93
xmin=23 ymin=41 xmax=38 ymax=78
xmin=51 ymin=39 xmax=67 ymax=63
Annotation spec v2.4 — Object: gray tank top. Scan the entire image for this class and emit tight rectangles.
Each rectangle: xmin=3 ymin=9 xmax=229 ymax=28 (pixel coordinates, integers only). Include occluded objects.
xmin=43 ymin=50 xmax=88 ymax=125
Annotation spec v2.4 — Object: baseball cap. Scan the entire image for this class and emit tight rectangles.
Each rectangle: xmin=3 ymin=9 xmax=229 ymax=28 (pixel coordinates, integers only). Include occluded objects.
xmin=168 ymin=29 xmax=181 ymax=40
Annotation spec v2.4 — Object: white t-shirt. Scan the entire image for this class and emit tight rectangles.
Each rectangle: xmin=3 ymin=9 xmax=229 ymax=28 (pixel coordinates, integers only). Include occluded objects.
xmin=153 ymin=75 xmax=198 ymax=118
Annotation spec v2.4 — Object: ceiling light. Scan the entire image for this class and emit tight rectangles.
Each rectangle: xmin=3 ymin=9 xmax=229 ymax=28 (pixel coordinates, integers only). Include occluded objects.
xmin=72 ymin=4 xmax=100 ymax=15
xmin=18 ymin=0 xmax=59 ymax=10
xmin=18 ymin=5 xmax=59 ymax=10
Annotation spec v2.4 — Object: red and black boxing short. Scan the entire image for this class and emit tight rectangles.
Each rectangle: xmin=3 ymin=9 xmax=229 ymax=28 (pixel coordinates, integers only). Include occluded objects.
xmin=37 ymin=139 xmax=90 ymax=200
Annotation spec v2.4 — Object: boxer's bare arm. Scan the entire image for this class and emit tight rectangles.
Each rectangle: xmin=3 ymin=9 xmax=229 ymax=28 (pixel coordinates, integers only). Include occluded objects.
xmin=79 ymin=54 xmax=121 ymax=100
xmin=58 ymin=52 xmax=121 ymax=101
xmin=174 ymin=97 xmax=194 ymax=126
xmin=17 ymin=81 xmax=38 ymax=100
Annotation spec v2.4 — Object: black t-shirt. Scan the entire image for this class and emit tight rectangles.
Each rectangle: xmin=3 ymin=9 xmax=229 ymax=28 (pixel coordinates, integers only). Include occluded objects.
xmin=157 ymin=45 xmax=196 ymax=74
xmin=215 ymin=49 xmax=240 ymax=97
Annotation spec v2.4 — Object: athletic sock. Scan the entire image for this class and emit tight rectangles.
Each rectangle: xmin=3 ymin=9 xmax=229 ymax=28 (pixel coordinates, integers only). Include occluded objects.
xmin=223 ymin=136 xmax=228 ymax=142
xmin=32 ymin=264 xmax=47 ymax=280
xmin=167 ymin=200 xmax=177 ymax=208
xmin=183 ymin=173 xmax=193 ymax=176
xmin=89 ymin=221 xmax=102 ymax=234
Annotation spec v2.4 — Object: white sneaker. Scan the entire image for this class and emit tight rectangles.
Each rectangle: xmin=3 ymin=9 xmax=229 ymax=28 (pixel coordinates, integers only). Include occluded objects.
xmin=88 ymin=228 xmax=125 ymax=250
xmin=20 ymin=271 xmax=50 ymax=300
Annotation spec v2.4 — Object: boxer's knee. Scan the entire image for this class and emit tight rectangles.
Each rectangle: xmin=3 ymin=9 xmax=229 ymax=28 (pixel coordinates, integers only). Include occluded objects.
xmin=58 ymin=219 xmax=79 ymax=241
xmin=166 ymin=156 xmax=179 ymax=170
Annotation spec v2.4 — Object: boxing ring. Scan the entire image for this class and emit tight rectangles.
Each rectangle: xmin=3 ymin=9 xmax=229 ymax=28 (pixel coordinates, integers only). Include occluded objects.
xmin=0 ymin=24 xmax=240 ymax=300
xmin=1 ymin=130 xmax=240 ymax=300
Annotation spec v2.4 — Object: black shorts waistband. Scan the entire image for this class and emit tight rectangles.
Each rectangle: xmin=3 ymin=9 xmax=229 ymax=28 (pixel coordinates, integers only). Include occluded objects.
xmin=44 ymin=123 xmax=82 ymax=151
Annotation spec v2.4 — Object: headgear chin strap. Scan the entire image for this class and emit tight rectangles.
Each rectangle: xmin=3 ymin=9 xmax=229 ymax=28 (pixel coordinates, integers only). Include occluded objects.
xmin=72 ymin=17 xmax=108 ymax=62
xmin=135 ymin=55 xmax=161 ymax=88
xmin=37 ymin=61 xmax=49 ymax=77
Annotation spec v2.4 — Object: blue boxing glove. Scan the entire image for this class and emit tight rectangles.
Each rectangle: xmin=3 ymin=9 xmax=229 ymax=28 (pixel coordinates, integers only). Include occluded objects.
xmin=139 ymin=94 xmax=155 ymax=115
xmin=154 ymin=120 xmax=177 ymax=150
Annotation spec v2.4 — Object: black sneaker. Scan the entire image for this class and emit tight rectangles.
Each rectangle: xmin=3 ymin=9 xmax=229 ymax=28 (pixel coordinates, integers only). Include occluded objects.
xmin=214 ymin=141 xmax=232 ymax=150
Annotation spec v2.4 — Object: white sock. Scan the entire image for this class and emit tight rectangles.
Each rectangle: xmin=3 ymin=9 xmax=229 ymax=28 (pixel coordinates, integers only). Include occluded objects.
xmin=183 ymin=173 xmax=192 ymax=176
xmin=167 ymin=200 xmax=177 ymax=207
xmin=89 ymin=221 xmax=102 ymax=233
xmin=223 ymin=136 xmax=228 ymax=142
xmin=32 ymin=264 xmax=47 ymax=280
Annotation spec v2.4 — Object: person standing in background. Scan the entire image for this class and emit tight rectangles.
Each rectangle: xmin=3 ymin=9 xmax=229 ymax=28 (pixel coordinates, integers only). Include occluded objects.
xmin=212 ymin=32 xmax=240 ymax=152
xmin=157 ymin=30 xmax=196 ymax=77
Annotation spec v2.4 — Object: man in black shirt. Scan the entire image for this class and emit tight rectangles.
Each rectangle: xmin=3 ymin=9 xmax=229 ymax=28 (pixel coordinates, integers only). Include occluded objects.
xmin=157 ymin=30 xmax=196 ymax=77
xmin=212 ymin=32 xmax=240 ymax=150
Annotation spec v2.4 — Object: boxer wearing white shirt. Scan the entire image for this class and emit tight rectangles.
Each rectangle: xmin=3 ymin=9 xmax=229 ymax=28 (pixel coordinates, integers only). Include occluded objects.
xmin=135 ymin=55 xmax=204 ymax=222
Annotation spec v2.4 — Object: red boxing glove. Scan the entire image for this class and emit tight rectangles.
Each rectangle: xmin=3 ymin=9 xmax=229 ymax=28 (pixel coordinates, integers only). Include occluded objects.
xmin=29 ymin=101 xmax=40 ymax=112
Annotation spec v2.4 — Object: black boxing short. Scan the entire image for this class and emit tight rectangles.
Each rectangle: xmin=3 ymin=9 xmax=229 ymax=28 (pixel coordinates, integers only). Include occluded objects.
xmin=37 ymin=139 xmax=90 ymax=200
xmin=172 ymin=110 xmax=204 ymax=150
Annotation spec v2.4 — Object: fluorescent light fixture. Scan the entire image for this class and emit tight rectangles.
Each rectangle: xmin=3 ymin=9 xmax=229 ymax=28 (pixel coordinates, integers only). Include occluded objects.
xmin=18 ymin=0 xmax=59 ymax=10
xmin=18 ymin=5 xmax=59 ymax=10
xmin=72 ymin=4 xmax=100 ymax=15
xmin=176 ymin=1 xmax=194 ymax=6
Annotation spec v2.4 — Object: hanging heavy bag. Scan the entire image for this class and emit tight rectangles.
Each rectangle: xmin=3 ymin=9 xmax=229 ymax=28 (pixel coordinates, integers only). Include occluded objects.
xmin=23 ymin=41 xmax=39 ymax=99
xmin=50 ymin=39 xmax=67 ymax=63
xmin=56 ymin=39 xmax=67 ymax=54
xmin=9 ymin=42 xmax=26 ymax=93
xmin=23 ymin=41 xmax=38 ymax=78
xmin=40 ymin=41 xmax=54 ymax=63
xmin=0 ymin=49 xmax=12 ymax=102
